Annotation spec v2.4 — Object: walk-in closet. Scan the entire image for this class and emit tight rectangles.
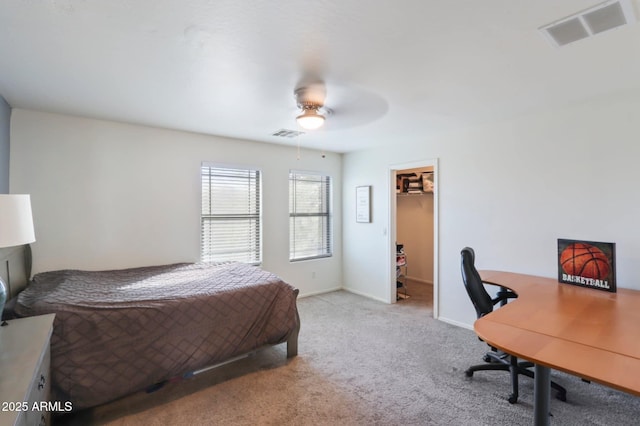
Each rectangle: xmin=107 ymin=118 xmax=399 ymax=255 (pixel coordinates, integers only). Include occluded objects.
xmin=395 ymin=166 xmax=435 ymax=304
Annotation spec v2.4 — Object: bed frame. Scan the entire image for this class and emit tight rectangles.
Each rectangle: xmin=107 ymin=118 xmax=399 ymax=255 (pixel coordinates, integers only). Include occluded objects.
xmin=0 ymin=243 xmax=299 ymax=367
xmin=0 ymin=244 xmax=299 ymax=355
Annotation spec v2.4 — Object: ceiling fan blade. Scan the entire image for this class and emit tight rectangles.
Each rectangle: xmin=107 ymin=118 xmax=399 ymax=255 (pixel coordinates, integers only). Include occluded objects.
xmin=322 ymin=84 xmax=388 ymax=130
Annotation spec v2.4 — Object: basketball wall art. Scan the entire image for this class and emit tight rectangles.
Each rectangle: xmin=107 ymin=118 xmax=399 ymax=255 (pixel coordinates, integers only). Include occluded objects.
xmin=557 ymin=239 xmax=616 ymax=292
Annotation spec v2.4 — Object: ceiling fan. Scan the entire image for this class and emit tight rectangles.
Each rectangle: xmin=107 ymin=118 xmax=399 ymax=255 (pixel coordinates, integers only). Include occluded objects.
xmin=294 ymin=80 xmax=331 ymax=130
xmin=290 ymin=77 xmax=388 ymax=132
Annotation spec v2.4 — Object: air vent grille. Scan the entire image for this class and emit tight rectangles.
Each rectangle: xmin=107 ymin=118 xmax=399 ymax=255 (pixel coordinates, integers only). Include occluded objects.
xmin=540 ymin=0 xmax=636 ymax=47
xmin=546 ymin=18 xmax=590 ymax=46
xmin=584 ymin=2 xmax=627 ymax=34
xmin=272 ymin=129 xmax=305 ymax=138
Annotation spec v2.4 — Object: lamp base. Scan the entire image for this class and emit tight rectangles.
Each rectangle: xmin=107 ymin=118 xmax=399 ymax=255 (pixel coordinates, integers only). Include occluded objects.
xmin=0 ymin=276 xmax=6 ymax=326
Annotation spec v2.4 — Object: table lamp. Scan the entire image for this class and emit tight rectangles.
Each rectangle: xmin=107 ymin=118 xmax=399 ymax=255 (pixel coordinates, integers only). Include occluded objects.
xmin=0 ymin=194 xmax=36 ymax=324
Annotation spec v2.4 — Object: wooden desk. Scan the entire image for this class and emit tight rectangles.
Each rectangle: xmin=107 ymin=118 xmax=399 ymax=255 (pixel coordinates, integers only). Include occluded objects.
xmin=476 ymin=270 xmax=640 ymax=426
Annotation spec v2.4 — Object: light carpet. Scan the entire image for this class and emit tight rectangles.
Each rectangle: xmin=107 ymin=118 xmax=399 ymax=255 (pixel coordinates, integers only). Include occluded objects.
xmin=56 ymin=282 xmax=640 ymax=425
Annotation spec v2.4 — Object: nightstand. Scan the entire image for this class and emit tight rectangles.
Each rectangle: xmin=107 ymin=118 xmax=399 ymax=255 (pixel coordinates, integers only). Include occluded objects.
xmin=0 ymin=314 xmax=55 ymax=426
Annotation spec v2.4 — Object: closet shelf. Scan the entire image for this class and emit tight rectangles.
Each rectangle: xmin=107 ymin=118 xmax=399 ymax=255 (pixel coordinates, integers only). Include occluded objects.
xmin=397 ymin=191 xmax=433 ymax=196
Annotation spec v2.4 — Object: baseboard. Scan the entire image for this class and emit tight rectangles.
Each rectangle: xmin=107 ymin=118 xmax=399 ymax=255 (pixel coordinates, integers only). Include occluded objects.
xmin=298 ymin=286 xmax=390 ymax=304
xmin=298 ymin=287 xmax=342 ymax=299
xmin=342 ymin=287 xmax=389 ymax=304
xmin=437 ymin=316 xmax=474 ymax=331
xmin=406 ymin=276 xmax=433 ymax=285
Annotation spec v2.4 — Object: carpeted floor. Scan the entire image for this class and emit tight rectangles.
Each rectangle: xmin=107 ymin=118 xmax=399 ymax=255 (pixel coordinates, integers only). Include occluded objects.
xmin=55 ymin=281 xmax=640 ymax=425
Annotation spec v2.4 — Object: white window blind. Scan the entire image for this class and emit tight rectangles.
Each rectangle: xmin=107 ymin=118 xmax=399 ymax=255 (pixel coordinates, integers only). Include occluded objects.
xmin=201 ymin=165 xmax=261 ymax=263
xmin=289 ymin=171 xmax=332 ymax=261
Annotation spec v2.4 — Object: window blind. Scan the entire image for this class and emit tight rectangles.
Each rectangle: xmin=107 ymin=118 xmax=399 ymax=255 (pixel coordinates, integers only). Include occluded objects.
xmin=289 ymin=171 xmax=332 ymax=261
xmin=201 ymin=165 xmax=261 ymax=263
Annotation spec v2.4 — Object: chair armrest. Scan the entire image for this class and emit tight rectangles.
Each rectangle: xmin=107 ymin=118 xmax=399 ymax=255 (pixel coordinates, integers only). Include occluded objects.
xmin=491 ymin=287 xmax=517 ymax=306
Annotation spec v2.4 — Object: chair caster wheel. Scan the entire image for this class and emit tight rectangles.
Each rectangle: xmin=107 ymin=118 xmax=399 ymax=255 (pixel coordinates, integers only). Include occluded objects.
xmin=465 ymin=370 xmax=473 ymax=377
xmin=508 ymin=394 xmax=518 ymax=404
xmin=483 ymin=354 xmax=492 ymax=363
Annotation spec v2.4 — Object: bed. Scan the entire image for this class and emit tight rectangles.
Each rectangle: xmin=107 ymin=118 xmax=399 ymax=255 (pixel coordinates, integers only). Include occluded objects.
xmin=0 ymin=245 xmax=300 ymax=410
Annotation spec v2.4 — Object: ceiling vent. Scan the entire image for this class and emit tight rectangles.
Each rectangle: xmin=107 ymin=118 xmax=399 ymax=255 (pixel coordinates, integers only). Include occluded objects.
xmin=539 ymin=0 xmax=636 ymax=47
xmin=272 ymin=129 xmax=305 ymax=138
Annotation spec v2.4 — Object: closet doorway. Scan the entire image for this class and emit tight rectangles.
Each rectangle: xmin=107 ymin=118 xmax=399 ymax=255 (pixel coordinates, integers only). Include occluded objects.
xmin=388 ymin=159 xmax=438 ymax=317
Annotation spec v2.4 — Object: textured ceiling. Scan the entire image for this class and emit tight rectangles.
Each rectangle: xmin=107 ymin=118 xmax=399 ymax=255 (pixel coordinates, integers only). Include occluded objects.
xmin=1 ymin=0 xmax=640 ymax=153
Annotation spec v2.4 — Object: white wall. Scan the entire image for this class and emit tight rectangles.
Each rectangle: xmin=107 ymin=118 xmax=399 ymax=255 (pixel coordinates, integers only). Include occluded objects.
xmin=9 ymin=109 xmax=342 ymax=297
xmin=0 ymin=96 xmax=10 ymax=193
xmin=343 ymin=93 xmax=640 ymax=327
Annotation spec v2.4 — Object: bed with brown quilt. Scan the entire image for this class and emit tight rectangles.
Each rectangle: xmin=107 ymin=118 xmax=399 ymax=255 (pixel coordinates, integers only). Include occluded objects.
xmin=0 ymin=245 xmax=300 ymax=410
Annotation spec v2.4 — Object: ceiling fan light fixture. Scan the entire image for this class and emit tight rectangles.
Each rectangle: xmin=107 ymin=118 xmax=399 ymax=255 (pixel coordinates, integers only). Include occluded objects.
xmin=296 ymin=106 xmax=325 ymax=130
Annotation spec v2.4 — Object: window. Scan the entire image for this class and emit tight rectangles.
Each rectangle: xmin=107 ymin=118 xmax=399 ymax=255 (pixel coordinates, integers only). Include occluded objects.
xmin=201 ymin=164 xmax=261 ymax=263
xmin=289 ymin=171 xmax=332 ymax=261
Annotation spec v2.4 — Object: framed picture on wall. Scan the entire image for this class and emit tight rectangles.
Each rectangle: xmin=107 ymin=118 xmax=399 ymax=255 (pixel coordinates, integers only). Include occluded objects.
xmin=557 ymin=238 xmax=616 ymax=292
xmin=356 ymin=186 xmax=371 ymax=223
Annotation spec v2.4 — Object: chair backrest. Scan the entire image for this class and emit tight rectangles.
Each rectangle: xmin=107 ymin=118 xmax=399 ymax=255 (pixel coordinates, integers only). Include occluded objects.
xmin=460 ymin=247 xmax=494 ymax=319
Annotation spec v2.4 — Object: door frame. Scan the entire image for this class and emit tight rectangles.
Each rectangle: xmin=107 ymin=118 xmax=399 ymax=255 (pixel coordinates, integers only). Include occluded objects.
xmin=388 ymin=158 xmax=439 ymax=317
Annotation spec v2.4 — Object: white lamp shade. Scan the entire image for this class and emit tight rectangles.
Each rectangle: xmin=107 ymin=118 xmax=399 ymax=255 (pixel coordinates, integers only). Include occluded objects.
xmin=0 ymin=194 xmax=36 ymax=248
xmin=296 ymin=109 xmax=325 ymax=130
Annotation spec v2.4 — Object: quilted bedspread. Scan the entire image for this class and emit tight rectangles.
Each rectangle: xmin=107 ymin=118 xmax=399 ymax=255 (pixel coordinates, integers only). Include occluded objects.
xmin=15 ymin=262 xmax=299 ymax=409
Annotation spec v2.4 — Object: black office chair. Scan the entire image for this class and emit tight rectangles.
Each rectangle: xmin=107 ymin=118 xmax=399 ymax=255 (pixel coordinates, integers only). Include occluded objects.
xmin=461 ymin=247 xmax=567 ymax=404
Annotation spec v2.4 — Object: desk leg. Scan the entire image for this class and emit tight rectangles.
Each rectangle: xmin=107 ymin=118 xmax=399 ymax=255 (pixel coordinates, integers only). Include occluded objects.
xmin=534 ymin=364 xmax=551 ymax=426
